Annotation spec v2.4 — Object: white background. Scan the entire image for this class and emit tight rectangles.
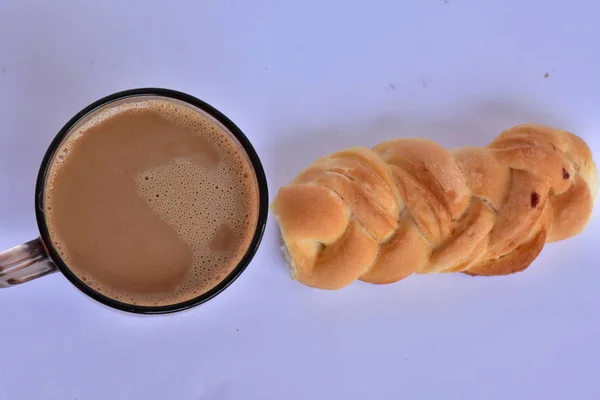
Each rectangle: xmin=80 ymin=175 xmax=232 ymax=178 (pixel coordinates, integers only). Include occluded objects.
xmin=1 ymin=1 xmax=599 ymax=399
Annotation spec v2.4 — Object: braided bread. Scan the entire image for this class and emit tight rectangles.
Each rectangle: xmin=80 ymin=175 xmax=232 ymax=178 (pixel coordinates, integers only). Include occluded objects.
xmin=272 ymin=124 xmax=598 ymax=290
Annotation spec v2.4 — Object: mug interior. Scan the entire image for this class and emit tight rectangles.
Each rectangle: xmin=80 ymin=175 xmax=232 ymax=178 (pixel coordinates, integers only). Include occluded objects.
xmin=35 ymin=88 xmax=268 ymax=314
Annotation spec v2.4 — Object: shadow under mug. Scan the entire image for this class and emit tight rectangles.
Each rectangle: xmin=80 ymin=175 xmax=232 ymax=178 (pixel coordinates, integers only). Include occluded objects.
xmin=0 ymin=88 xmax=269 ymax=314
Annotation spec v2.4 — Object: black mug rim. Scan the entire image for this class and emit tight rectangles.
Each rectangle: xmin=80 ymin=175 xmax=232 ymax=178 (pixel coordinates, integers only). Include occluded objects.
xmin=34 ymin=88 xmax=269 ymax=314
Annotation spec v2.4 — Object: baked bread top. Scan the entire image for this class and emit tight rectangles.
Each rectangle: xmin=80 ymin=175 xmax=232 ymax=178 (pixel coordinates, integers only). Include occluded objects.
xmin=272 ymin=124 xmax=598 ymax=290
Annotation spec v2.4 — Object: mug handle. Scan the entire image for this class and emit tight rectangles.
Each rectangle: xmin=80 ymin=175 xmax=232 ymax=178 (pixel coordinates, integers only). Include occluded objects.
xmin=0 ymin=238 xmax=57 ymax=288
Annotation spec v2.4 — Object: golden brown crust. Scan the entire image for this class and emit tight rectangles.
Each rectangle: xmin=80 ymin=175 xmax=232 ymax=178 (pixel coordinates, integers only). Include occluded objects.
xmin=546 ymin=174 xmax=594 ymax=242
xmin=422 ymin=199 xmax=495 ymax=273
xmin=484 ymin=170 xmax=550 ymax=260
xmin=375 ymin=139 xmax=470 ymax=220
xmin=464 ymin=228 xmax=547 ymax=277
xmin=451 ymin=147 xmax=511 ymax=211
xmin=271 ymin=124 xmax=597 ymax=289
xmin=359 ymin=213 xmax=430 ymax=284
xmin=298 ymin=219 xmax=378 ymax=290
xmin=272 ymin=184 xmax=350 ymax=243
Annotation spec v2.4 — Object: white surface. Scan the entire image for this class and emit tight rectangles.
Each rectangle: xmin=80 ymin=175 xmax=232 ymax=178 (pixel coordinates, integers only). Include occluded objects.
xmin=1 ymin=1 xmax=599 ymax=399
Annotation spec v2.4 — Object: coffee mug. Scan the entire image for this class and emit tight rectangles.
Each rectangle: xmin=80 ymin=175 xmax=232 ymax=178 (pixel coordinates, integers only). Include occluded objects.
xmin=0 ymin=88 xmax=268 ymax=314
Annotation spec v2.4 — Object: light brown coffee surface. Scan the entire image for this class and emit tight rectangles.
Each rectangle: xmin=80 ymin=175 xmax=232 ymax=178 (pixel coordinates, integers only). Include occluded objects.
xmin=45 ymin=99 xmax=259 ymax=306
